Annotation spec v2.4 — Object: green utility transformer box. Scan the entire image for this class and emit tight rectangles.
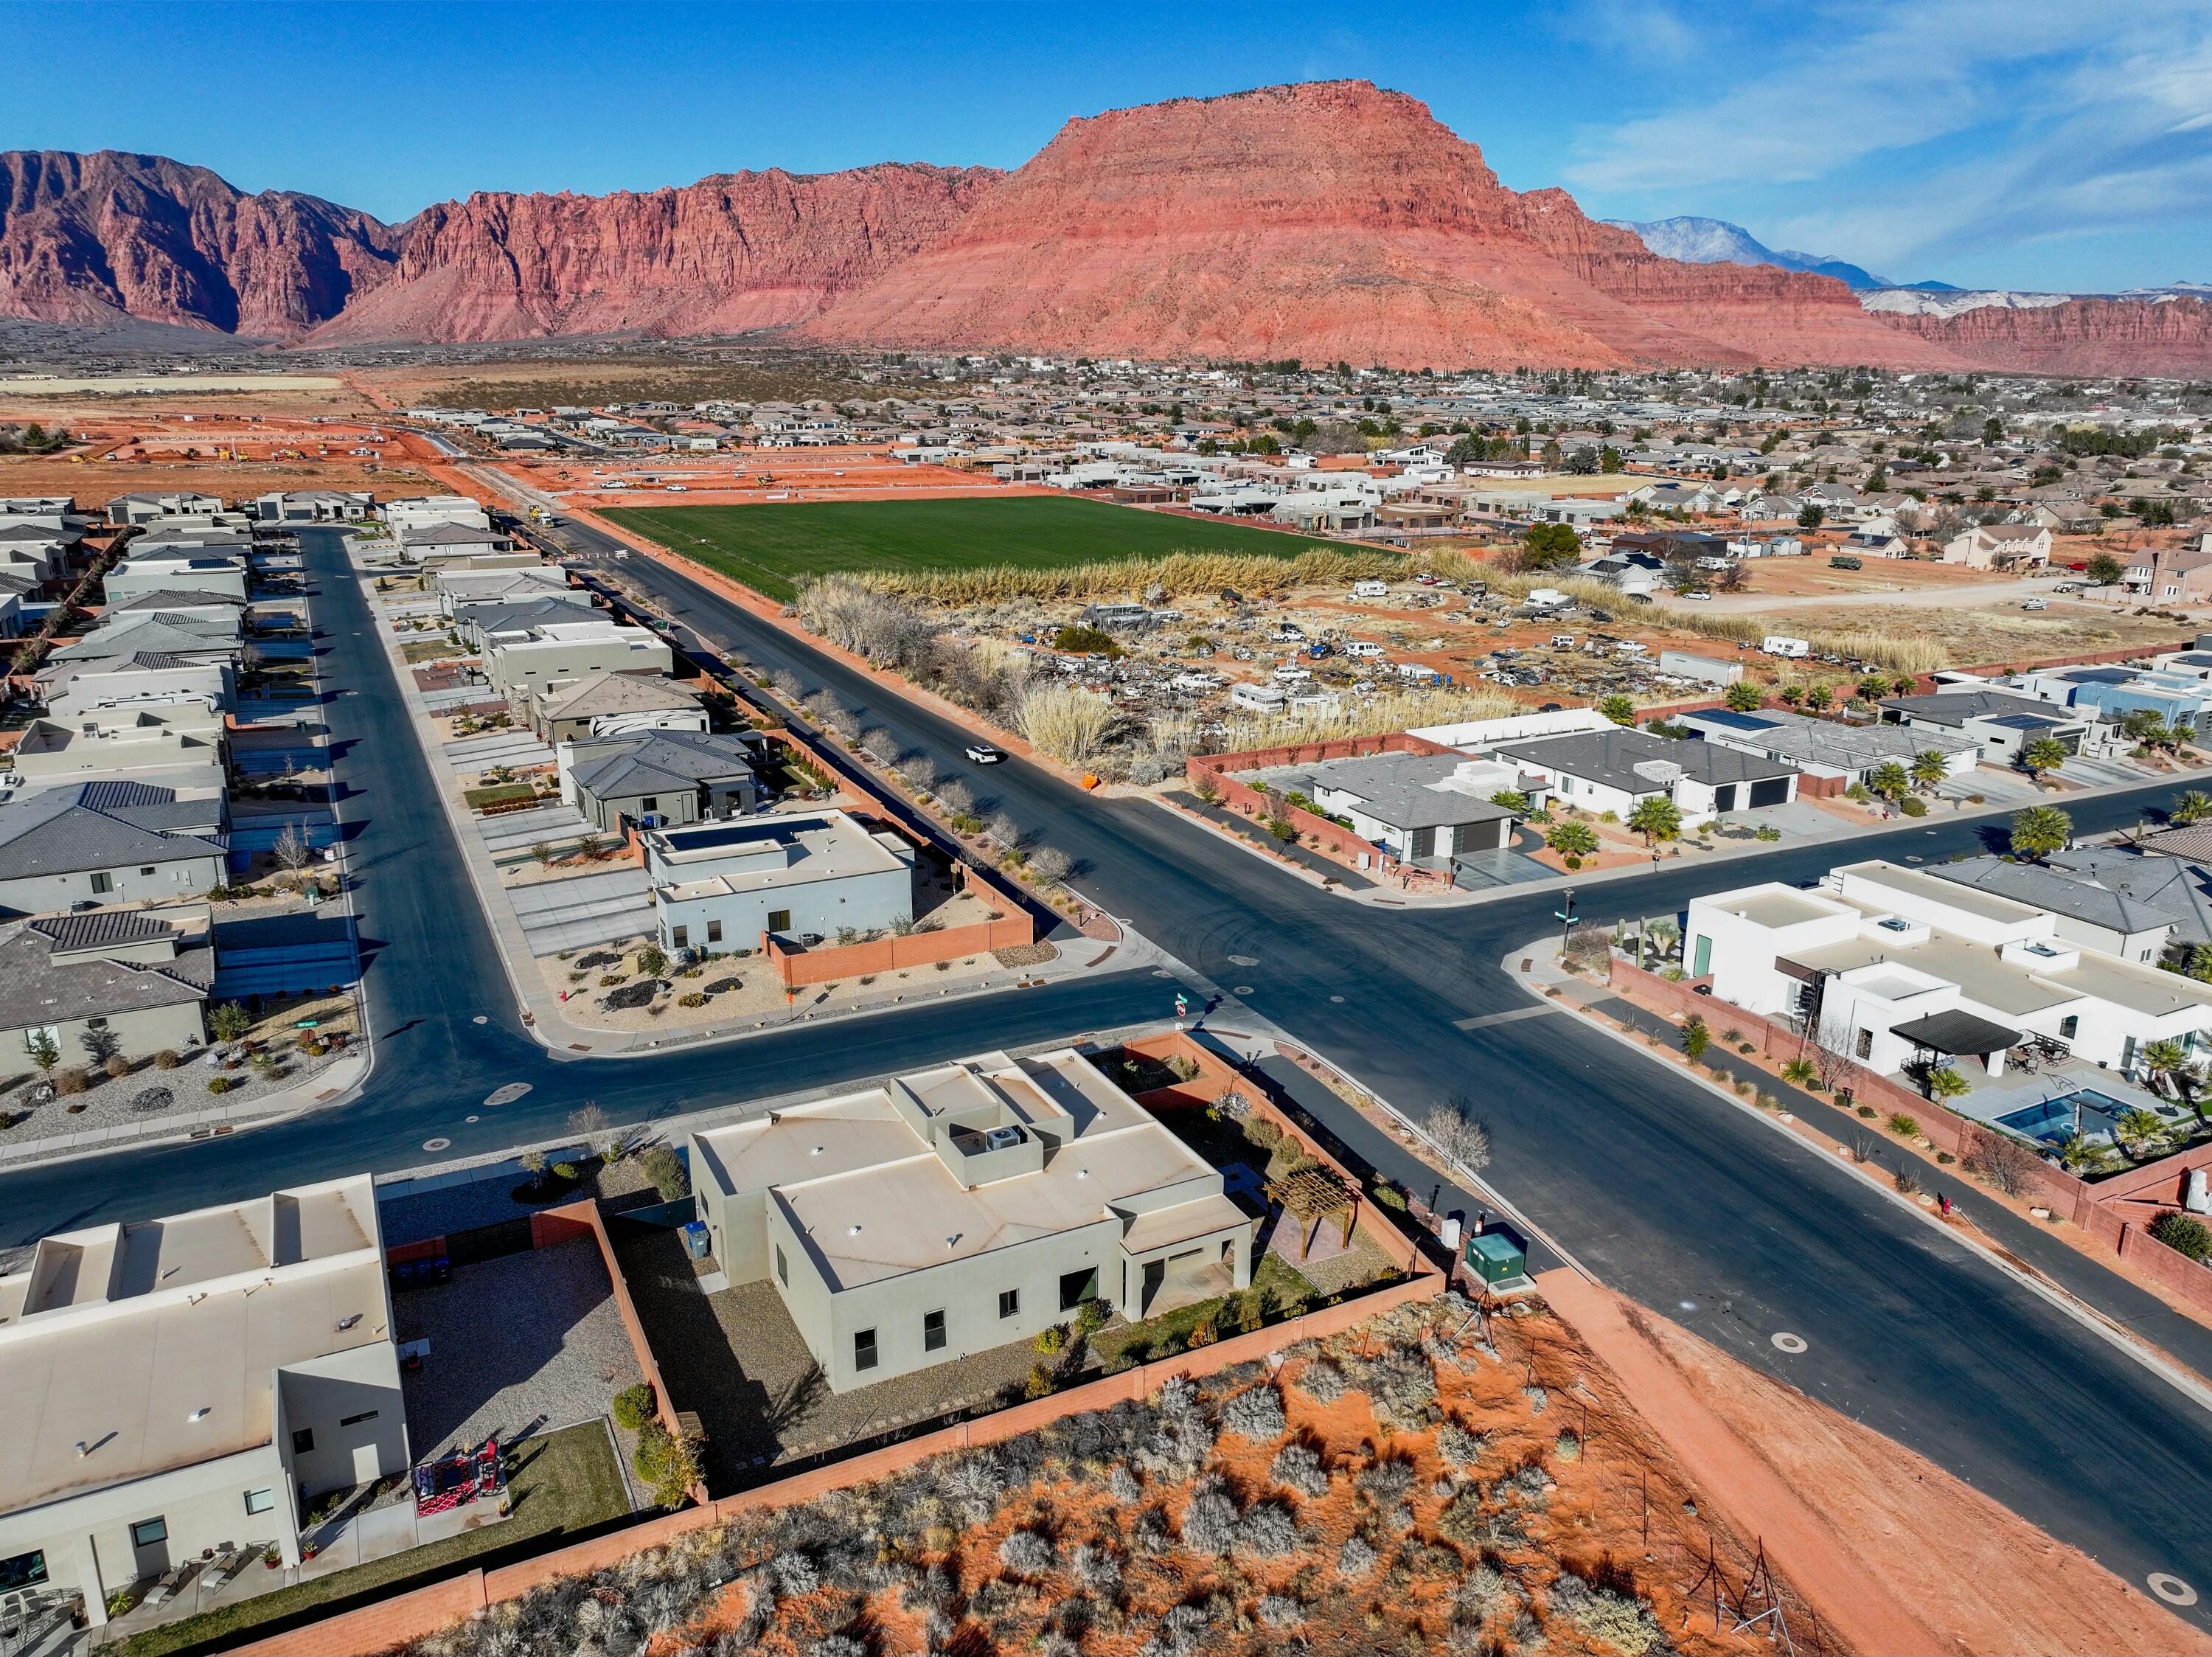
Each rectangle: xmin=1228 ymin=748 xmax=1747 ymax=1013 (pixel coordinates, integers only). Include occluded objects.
xmin=1464 ymin=1231 xmax=1526 ymax=1285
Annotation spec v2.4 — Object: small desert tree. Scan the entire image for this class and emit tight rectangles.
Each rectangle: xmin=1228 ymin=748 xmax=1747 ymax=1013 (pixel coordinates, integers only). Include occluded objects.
xmin=209 ymin=1001 xmax=252 ymax=1044
xmin=1964 ymin=1127 xmax=2042 ymax=1196
xmin=25 ymin=1029 xmax=58 ymax=1075
xmin=270 ymin=821 xmax=313 ymax=888
xmin=1424 ymin=1097 xmax=1492 ymax=1173
xmin=1597 ymin=694 xmax=1636 ymax=726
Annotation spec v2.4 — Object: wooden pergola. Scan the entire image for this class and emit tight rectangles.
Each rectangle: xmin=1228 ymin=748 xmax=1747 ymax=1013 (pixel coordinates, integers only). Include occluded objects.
xmin=1267 ymin=1167 xmax=1358 ymax=1260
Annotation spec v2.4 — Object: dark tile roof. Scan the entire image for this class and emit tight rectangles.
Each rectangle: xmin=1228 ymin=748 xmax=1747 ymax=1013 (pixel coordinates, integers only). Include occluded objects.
xmin=1495 ymin=726 xmax=1795 ymax=794
xmin=0 ymin=782 xmax=226 ymax=880
xmin=0 ymin=920 xmax=209 ymax=1028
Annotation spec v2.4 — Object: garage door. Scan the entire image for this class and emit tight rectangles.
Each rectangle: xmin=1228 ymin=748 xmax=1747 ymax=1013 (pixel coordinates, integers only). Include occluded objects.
xmin=1453 ymin=819 xmax=1506 ymax=853
xmin=1748 ymin=777 xmax=1792 ymax=807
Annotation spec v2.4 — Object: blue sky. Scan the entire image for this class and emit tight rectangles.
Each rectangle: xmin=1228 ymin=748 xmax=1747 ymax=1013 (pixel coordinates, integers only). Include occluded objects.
xmin=13 ymin=1 xmax=2212 ymax=293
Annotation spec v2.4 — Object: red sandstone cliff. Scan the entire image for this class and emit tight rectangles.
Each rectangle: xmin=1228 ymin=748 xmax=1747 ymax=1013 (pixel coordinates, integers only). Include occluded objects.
xmin=806 ymin=83 xmax=1964 ymax=371
xmin=1870 ymin=298 xmax=2212 ymax=377
xmin=310 ymin=164 xmax=1000 ymax=344
xmin=0 ymin=150 xmax=400 ymax=336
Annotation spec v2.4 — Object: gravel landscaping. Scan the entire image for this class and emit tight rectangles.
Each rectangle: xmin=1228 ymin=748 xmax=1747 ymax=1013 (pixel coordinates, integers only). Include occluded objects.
xmin=395 ymin=1237 xmax=645 ymax=1463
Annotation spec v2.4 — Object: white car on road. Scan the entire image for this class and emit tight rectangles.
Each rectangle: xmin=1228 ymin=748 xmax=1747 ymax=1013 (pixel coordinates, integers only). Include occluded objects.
xmin=964 ymin=743 xmax=1005 ymax=764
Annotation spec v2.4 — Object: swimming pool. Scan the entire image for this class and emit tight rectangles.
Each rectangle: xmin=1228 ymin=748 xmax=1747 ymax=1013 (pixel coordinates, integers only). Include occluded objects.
xmin=1995 ymin=1088 xmax=2126 ymax=1146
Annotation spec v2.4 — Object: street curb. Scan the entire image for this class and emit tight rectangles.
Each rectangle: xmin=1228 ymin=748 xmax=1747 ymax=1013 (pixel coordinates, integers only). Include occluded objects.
xmin=1500 ymin=936 xmax=2212 ymax=1424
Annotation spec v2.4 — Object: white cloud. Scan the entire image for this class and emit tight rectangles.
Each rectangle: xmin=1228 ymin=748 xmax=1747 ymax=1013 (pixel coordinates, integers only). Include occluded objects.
xmin=1565 ymin=0 xmax=2212 ymax=282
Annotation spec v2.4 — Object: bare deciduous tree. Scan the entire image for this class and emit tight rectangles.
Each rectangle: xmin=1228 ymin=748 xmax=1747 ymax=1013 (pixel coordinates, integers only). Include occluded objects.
xmin=1964 ymin=1127 xmax=2042 ymax=1197
xmin=1425 ymin=1097 xmax=1492 ymax=1173
xmin=271 ymin=822 xmax=313 ymax=888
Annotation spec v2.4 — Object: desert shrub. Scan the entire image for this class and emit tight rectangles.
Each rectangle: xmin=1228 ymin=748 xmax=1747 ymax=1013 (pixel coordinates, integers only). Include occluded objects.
xmin=1550 ymin=1572 xmax=1663 ymax=1657
xmin=2152 ymin=1211 xmax=2212 ymax=1262
xmin=769 ymin=1549 xmax=823 ymax=1598
xmin=1522 ymin=1383 xmax=1548 ymax=1414
xmin=639 ymin=1144 xmax=689 ymax=1201
xmin=1130 ymin=1507 xmax=1172 ymax=1555
xmin=1069 ymin=1541 xmax=1121 ymax=1593
xmin=1355 ymin=1455 xmax=1416 ymax=1510
xmin=1237 ymin=1499 xmax=1300 ymax=1557
xmin=1220 ymin=1382 xmax=1287 ymax=1441
xmin=1143 ymin=1599 xmax=1219 ymax=1657
xmin=1438 ymin=1489 xmax=1488 ymax=1547
xmin=1297 ymin=1357 xmax=1347 ymax=1403
xmin=1179 ymin=1473 xmax=1240 ymax=1554
xmin=1437 ymin=1420 xmax=1487 ymax=1470
xmin=678 ymin=992 xmax=707 ymax=1008
xmin=1554 ymin=1428 xmax=1583 ymax=1463
xmin=612 ymin=1382 xmax=656 ymax=1431
xmin=206 ymin=1075 xmax=232 ymax=1094
xmin=1034 ymin=1323 xmax=1067 ymax=1354
xmin=1365 ymin=1346 xmax=1440 ymax=1428
xmin=54 ymin=1068 xmax=88 ymax=1096
xmin=1268 ymin=1440 xmax=1330 ymax=1498
xmin=102 ymin=1054 xmax=131 ymax=1079
xmin=153 ymin=1049 xmax=180 ymax=1069
xmin=1257 ymin=1593 xmax=1304 ymax=1628
xmin=1338 ymin=1532 xmax=1378 ymax=1578
xmin=1458 ymin=1560 xmax=1515 ymax=1619
xmin=1107 ymin=1463 xmax=1143 ymax=1504
xmin=998 ymin=1527 xmax=1056 ymax=1576
xmin=810 ymin=1636 xmax=866 ymax=1657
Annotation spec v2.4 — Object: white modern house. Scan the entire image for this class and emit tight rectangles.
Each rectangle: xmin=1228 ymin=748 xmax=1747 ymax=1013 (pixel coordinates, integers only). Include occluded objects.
xmin=484 ymin=621 xmax=672 ymax=704
xmin=1686 ymin=860 xmax=2212 ymax=1081
xmin=0 ymin=1175 xmax=408 ymax=1632
xmin=1493 ymin=726 xmax=1798 ymax=828
xmin=689 ymin=1049 xmax=1255 ymax=1393
xmin=644 ymin=809 xmax=915 ymax=952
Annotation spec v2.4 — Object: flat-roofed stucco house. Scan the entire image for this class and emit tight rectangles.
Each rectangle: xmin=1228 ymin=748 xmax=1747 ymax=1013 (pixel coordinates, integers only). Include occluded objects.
xmin=0 ymin=1175 xmax=406 ymax=1633
xmin=690 ymin=1049 xmax=1256 ymax=1393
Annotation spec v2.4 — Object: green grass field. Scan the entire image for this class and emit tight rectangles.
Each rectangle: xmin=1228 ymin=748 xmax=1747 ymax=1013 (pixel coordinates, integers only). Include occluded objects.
xmin=601 ymin=496 xmax=1336 ymax=601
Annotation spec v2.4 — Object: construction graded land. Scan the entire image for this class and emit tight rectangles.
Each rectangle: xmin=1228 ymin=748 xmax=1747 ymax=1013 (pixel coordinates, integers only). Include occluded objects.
xmin=602 ymin=496 xmax=1338 ymax=602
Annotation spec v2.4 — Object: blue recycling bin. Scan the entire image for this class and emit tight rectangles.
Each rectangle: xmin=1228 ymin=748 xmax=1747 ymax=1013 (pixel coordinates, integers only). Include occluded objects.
xmin=681 ymin=1220 xmax=711 ymax=1260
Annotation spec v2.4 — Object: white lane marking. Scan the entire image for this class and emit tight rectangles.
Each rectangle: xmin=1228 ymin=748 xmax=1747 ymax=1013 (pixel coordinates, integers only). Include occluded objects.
xmin=1455 ymin=1005 xmax=1559 ymax=1032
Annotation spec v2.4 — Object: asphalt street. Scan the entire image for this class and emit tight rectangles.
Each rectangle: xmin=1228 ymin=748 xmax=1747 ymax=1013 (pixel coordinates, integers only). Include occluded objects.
xmin=5 ymin=519 xmax=2212 ymax=1615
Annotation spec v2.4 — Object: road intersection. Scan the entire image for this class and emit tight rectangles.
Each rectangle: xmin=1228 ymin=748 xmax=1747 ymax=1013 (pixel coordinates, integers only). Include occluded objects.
xmin=5 ymin=521 xmax=2211 ymax=1618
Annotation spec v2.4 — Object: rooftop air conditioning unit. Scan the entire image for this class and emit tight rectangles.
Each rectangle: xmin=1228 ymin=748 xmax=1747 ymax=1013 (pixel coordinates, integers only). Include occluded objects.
xmin=984 ymin=1126 xmax=1023 ymax=1153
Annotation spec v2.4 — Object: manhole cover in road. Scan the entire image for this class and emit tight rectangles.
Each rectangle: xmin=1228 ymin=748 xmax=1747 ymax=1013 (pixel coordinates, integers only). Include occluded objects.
xmin=422 ymin=1137 xmax=451 ymax=1153
xmin=1228 ymin=955 xmax=1260 ymax=967
xmin=1330 ymin=995 xmax=1346 ymax=1004
xmin=472 ymin=1015 xmax=490 ymax=1025
xmin=1771 ymin=1331 xmax=1808 ymax=1354
xmin=1234 ymin=986 xmax=1254 ymax=997
xmin=1152 ymin=969 xmax=1174 ymax=979
xmin=484 ymin=1083 xmax=532 ymax=1108
xmin=465 ymin=1115 xmax=479 ymax=1124
xmin=2150 ymin=1574 xmax=2198 ymax=1606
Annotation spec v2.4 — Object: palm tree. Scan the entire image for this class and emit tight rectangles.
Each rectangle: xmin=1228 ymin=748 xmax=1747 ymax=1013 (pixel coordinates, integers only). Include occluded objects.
xmin=2010 ymin=805 xmax=2073 ymax=862
xmin=2171 ymin=791 xmax=2212 ymax=827
xmin=1908 ymin=750 xmax=1950 ymax=794
xmin=2019 ymin=735 xmax=2069 ymax=782
xmin=1780 ymin=1057 xmax=1818 ymax=1087
xmin=2141 ymin=1038 xmax=2190 ymax=1096
xmin=1924 ymin=1066 xmax=1970 ymax=1105
xmin=2059 ymin=1131 xmax=2114 ymax=1176
xmin=1627 ymin=796 xmax=1683 ymax=847
xmin=1868 ymin=762 xmax=1910 ymax=804
xmin=2115 ymin=1107 xmax=2171 ymax=1160
xmin=1723 ymin=681 xmax=1764 ymax=713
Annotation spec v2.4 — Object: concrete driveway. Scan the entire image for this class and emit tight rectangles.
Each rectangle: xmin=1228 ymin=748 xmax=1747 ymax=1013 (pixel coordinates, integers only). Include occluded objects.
xmin=446 ymin=731 xmax=557 ymax=774
xmin=507 ymin=866 xmax=650 ymax=955
xmin=479 ymin=802 xmax=595 ymax=859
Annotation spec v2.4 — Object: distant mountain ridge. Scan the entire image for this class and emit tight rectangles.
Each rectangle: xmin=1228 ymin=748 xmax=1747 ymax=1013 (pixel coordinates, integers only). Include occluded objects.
xmin=0 ymin=91 xmax=2207 ymax=375
xmin=1604 ymin=215 xmax=1907 ymax=291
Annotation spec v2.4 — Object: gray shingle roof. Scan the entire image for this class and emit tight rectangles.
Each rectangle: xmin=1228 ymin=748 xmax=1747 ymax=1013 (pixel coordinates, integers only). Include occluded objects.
xmin=572 ymin=731 xmax=759 ymax=801
xmin=1277 ymin=753 xmax=1515 ymax=832
xmin=28 ymin=911 xmax=179 ymax=952
xmin=48 ymin=614 xmax=237 ymax=661
xmin=1879 ymin=690 xmax=2076 ymax=728
xmin=0 ymin=919 xmax=210 ymax=1029
xmin=1930 ymin=853 xmax=2182 ymax=940
xmin=0 ymin=782 xmax=226 ymax=881
xmin=1496 ymin=726 xmax=1795 ymax=794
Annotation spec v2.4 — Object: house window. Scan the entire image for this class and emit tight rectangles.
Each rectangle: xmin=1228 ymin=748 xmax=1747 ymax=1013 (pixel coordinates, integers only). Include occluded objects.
xmin=340 ymin=1409 xmax=379 ymax=1428
xmin=86 ymin=1017 xmax=106 ymax=1030
xmin=1059 ymin=1266 xmax=1099 ymax=1312
xmin=1854 ymin=1029 xmax=1872 ymax=1060
xmin=768 ymin=909 xmax=792 ymax=934
xmin=998 ymin=1288 xmax=1020 ymax=1319
xmin=291 ymin=1428 xmax=315 ymax=1455
xmin=707 ymin=920 xmax=723 ymax=944
xmin=91 ymin=872 xmax=113 ymax=894
xmin=854 ymin=1328 xmax=878 ymax=1372
xmin=671 ymin=925 xmax=689 ymax=949
xmin=2059 ymin=1015 xmax=2079 ymax=1039
xmin=641 ymin=796 xmax=658 ymax=814
xmin=776 ymin=1245 xmax=787 ymax=1286
xmin=130 ymin=1517 xmax=167 ymax=1549
xmin=0 ymin=1551 xmax=47 ymax=1592
xmin=244 ymin=1488 xmax=275 ymax=1516
xmin=924 ymin=1309 xmax=947 ymax=1351
xmin=140 ymin=866 xmax=156 ymax=876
